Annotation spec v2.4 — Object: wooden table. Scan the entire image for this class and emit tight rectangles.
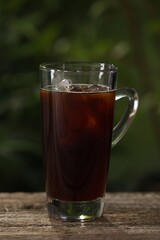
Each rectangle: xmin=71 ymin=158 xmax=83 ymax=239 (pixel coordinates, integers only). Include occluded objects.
xmin=0 ymin=192 xmax=160 ymax=239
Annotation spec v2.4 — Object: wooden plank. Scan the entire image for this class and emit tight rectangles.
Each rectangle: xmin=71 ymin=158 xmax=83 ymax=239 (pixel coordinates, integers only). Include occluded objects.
xmin=0 ymin=193 xmax=160 ymax=239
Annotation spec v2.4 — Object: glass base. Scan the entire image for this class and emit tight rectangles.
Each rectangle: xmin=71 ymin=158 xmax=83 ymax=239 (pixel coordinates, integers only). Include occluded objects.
xmin=47 ymin=198 xmax=104 ymax=222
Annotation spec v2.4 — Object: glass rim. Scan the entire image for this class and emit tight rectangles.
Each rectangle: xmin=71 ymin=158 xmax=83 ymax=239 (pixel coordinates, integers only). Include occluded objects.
xmin=39 ymin=61 xmax=118 ymax=72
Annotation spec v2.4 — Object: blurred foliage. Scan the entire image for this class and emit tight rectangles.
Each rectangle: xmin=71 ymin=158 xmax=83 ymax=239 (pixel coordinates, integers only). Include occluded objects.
xmin=0 ymin=0 xmax=160 ymax=192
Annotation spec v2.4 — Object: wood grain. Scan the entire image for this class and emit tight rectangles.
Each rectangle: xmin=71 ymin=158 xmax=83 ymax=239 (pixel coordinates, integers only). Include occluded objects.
xmin=0 ymin=192 xmax=160 ymax=239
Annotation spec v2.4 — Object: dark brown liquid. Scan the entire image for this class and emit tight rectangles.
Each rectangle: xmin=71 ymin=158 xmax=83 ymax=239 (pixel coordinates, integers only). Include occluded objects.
xmin=40 ymin=84 xmax=115 ymax=201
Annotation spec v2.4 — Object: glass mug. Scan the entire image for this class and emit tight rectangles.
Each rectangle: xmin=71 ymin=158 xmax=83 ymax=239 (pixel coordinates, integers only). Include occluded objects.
xmin=39 ymin=62 xmax=138 ymax=221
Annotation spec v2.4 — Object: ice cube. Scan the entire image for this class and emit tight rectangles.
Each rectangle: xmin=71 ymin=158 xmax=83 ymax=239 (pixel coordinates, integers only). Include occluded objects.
xmin=56 ymin=79 xmax=72 ymax=92
xmin=86 ymin=84 xmax=109 ymax=92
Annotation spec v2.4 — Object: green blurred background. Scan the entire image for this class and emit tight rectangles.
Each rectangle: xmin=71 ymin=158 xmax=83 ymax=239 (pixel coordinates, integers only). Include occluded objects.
xmin=0 ymin=0 xmax=160 ymax=192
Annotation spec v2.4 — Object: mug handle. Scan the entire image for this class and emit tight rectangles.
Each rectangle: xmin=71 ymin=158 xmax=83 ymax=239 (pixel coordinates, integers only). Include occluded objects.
xmin=112 ymin=88 xmax=139 ymax=148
